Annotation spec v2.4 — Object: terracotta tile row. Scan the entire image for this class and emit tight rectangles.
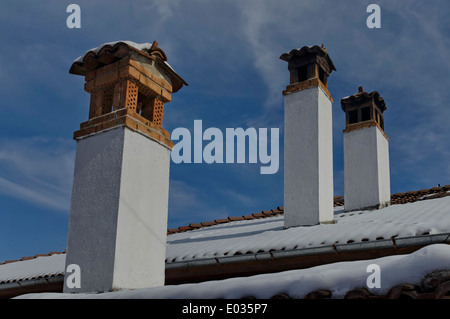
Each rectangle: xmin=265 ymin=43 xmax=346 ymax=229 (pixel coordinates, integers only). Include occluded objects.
xmin=391 ymin=185 xmax=450 ymax=205
xmin=167 ymin=207 xmax=285 ymax=235
xmin=333 ymin=195 xmax=344 ymax=206
xmin=167 ymin=185 xmax=449 ymax=235
xmin=0 ymin=251 xmax=65 ymax=266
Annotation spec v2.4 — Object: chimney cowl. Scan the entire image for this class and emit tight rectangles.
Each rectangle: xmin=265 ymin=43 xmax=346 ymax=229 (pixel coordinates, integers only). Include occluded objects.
xmin=341 ymin=88 xmax=386 ymax=112
xmin=279 ymin=45 xmax=336 ymax=73
xmin=69 ymin=40 xmax=188 ymax=92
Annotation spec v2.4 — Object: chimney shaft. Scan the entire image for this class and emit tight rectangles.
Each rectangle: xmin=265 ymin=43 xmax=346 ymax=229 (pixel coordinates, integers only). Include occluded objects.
xmin=64 ymin=41 xmax=186 ymax=293
xmin=341 ymin=88 xmax=390 ymax=211
xmin=280 ymin=45 xmax=336 ymax=227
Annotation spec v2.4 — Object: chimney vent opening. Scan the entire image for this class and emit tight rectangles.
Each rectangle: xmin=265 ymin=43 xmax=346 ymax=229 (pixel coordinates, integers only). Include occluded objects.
xmin=348 ymin=110 xmax=358 ymax=124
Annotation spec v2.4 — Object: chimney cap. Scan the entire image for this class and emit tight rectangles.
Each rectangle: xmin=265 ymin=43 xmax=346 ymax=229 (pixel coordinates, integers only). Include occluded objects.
xmin=341 ymin=88 xmax=386 ymax=112
xmin=69 ymin=40 xmax=188 ymax=92
xmin=279 ymin=45 xmax=336 ymax=72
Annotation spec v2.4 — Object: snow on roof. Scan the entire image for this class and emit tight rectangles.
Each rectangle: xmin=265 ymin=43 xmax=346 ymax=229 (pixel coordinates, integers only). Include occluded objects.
xmin=0 ymin=254 xmax=65 ymax=284
xmin=14 ymin=244 xmax=450 ymax=299
xmin=74 ymin=41 xmax=153 ymax=63
xmin=165 ymin=196 xmax=450 ymax=263
xmin=1 ymin=195 xmax=450 ymax=285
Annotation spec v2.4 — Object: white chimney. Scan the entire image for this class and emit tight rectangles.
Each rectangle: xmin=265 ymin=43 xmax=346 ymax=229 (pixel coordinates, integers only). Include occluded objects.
xmin=341 ymin=86 xmax=390 ymax=212
xmin=280 ymin=45 xmax=336 ymax=227
xmin=64 ymin=41 xmax=187 ymax=293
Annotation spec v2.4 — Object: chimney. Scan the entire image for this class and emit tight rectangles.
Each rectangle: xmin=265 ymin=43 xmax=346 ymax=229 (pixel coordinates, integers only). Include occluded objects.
xmin=341 ymin=87 xmax=390 ymax=211
xmin=64 ymin=41 xmax=187 ymax=293
xmin=280 ymin=45 xmax=336 ymax=227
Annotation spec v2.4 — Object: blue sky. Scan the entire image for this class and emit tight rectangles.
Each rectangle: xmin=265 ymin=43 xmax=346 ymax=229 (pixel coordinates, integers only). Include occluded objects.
xmin=0 ymin=0 xmax=449 ymax=262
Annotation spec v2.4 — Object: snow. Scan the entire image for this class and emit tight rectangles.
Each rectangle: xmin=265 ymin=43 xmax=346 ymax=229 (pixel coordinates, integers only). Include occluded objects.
xmin=14 ymin=244 xmax=450 ymax=299
xmin=73 ymin=40 xmax=176 ymax=72
xmin=419 ymin=190 xmax=450 ymax=200
xmin=74 ymin=41 xmax=153 ymax=63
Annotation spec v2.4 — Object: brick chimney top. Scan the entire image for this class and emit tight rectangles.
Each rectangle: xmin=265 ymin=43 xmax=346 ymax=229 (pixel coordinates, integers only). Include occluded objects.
xmin=341 ymin=88 xmax=388 ymax=137
xmin=279 ymin=45 xmax=336 ymax=73
xmin=70 ymin=40 xmax=187 ymax=147
xmin=280 ymin=45 xmax=336 ymax=101
xmin=341 ymin=88 xmax=386 ymax=112
xmin=69 ymin=41 xmax=187 ymax=92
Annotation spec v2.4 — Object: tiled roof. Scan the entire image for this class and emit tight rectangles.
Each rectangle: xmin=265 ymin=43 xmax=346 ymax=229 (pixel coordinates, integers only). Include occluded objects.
xmin=1 ymin=184 xmax=449 ymax=290
xmin=2 ymin=185 xmax=449 ymax=267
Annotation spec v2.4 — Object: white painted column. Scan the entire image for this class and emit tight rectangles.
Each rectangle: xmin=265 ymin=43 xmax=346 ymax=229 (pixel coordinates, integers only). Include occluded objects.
xmin=64 ymin=126 xmax=171 ymax=293
xmin=344 ymin=125 xmax=390 ymax=211
xmin=284 ymin=86 xmax=334 ymax=228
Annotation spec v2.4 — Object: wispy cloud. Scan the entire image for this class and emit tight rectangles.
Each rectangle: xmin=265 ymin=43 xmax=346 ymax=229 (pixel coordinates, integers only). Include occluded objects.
xmin=0 ymin=137 xmax=74 ymax=213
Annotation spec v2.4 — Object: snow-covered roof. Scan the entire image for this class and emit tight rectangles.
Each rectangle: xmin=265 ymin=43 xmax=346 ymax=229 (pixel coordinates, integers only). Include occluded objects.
xmin=1 ymin=193 xmax=449 ymax=286
xmin=165 ymin=195 xmax=450 ymax=263
xmin=14 ymin=244 xmax=450 ymax=299
xmin=0 ymin=254 xmax=65 ymax=284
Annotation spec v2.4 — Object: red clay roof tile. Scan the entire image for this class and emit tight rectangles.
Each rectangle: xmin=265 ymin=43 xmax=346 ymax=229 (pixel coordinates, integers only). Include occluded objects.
xmin=214 ymin=218 xmax=229 ymax=224
xmin=20 ymin=257 xmax=35 ymax=261
xmin=201 ymin=221 xmax=216 ymax=227
xmin=229 ymin=216 xmax=245 ymax=221
xmin=252 ymin=213 xmax=265 ymax=218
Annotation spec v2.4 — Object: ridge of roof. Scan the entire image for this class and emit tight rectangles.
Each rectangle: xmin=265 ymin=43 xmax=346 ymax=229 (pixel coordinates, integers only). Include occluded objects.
xmin=0 ymin=252 xmax=65 ymax=267
xmin=167 ymin=185 xmax=450 ymax=235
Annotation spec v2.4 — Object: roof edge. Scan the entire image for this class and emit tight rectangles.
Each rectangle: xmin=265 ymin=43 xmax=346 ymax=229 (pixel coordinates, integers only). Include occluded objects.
xmin=166 ymin=233 xmax=450 ymax=269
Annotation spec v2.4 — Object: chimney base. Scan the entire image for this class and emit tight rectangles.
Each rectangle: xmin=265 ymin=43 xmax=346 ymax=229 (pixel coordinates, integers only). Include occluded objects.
xmin=64 ymin=126 xmax=170 ymax=293
xmin=343 ymin=125 xmax=391 ymax=212
xmin=284 ymin=86 xmax=334 ymax=228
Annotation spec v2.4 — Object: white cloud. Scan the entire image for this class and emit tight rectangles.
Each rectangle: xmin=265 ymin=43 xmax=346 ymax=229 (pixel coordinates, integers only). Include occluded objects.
xmin=0 ymin=137 xmax=75 ymax=214
xmin=0 ymin=176 xmax=68 ymax=212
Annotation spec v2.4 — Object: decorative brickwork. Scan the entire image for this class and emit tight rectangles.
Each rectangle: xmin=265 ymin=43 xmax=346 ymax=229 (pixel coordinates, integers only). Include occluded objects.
xmin=124 ymin=80 xmax=138 ymax=111
xmin=282 ymin=77 xmax=333 ymax=102
xmin=74 ymin=108 xmax=174 ymax=149
xmin=342 ymin=119 xmax=389 ymax=140
xmin=152 ymin=98 xmax=165 ymax=126
xmin=101 ymin=85 xmax=114 ymax=115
